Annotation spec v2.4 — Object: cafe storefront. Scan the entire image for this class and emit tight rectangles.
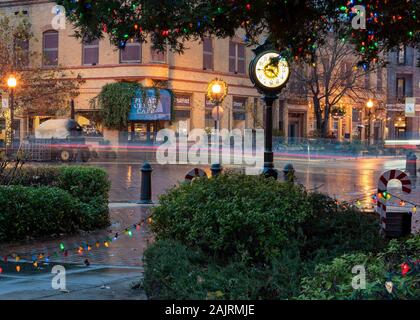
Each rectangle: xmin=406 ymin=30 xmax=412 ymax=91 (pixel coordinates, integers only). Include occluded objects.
xmin=127 ymin=88 xmax=172 ymax=143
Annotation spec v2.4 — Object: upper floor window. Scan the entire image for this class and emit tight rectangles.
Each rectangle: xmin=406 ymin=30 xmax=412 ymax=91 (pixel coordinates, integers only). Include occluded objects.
xmin=397 ymin=45 xmax=406 ymax=65
xmin=82 ymin=39 xmax=99 ymax=65
xmin=396 ymin=78 xmax=406 ymax=99
xmin=120 ymin=40 xmax=142 ymax=64
xmin=151 ymin=48 xmax=167 ymax=63
xmin=14 ymin=37 xmax=29 ymax=68
xmin=364 ymin=73 xmax=370 ymax=90
xmin=43 ymin=30 xmax=58 ymax=66
xmin=203 ymin=38 xmax=213 ymax=70
xmin=376 ymin=68 xmax=383 ymax=92
xmin=229 ymin=41 xmax=246 ymax=74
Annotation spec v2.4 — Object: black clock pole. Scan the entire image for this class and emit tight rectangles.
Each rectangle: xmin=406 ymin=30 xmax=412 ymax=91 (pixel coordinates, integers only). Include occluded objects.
xmin=262 ymin=93 xmax=278 ymax=179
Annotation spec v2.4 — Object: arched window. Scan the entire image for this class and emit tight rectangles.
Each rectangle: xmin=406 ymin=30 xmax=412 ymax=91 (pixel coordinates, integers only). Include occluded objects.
xmin=82 ymin=39 xmax=99 ymax=65
xmin=43 ymin=30 xmax=59 ymax=66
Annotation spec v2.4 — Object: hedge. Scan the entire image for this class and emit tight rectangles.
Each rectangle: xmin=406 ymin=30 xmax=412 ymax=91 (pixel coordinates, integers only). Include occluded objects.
xmin=0 ymin=166 xmax=111 ymax=241
xmin=151 ymin=174 xmax=312 ymax=263
xmin=10 ymin=165 xmax=110 ymax=217
xmin=0 ymin=186 xmax=92 ymax=241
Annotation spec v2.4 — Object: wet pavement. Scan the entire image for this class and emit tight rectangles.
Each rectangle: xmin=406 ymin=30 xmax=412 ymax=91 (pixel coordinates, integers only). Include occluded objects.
xmin=0 ymin=206 xmax=151 ymax=300
xmin=86 ymin=157 xmax=419 ymax=205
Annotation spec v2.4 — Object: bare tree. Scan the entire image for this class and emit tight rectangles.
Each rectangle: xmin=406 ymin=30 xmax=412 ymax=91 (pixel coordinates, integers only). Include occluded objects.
xmin=292 ymin=32 xmax=382 ymax=138
xmin=0 ymin=14 xmax=84 ymax=128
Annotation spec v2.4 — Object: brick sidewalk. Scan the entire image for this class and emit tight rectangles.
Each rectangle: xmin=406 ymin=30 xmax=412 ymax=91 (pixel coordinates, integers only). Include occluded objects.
xmin=0 ymin=206 xmax=153 ymax=269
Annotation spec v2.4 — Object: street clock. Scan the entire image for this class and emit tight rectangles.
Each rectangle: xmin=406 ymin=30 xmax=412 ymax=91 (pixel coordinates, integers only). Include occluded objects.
xmin=249 ymin=48 xmax=290 ymax=94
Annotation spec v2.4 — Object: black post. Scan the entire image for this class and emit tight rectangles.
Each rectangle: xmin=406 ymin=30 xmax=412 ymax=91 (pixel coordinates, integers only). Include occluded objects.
xmin=70 ymin=99 xmax=75 ymax=120
xmin=211 ymin=163 xmax=222 ymax=177
xmin=262 ymin=94 xmax=278 ymax=179
xmin=139 ymin=162 xmax=153 ymax=204
xmin=8 ymin=88 xmax=15 ymax=155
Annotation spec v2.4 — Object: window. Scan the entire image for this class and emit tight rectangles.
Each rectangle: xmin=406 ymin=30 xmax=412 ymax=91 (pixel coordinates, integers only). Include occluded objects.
xmin=14 ymin=37 xmax=29 ymax=68
xmin=229 ymin=41 xmax=246 ymax=74
xmin=82 ymin=39 xmax=99 ymax=65
xmin=43 ymin=30 xmax=59 ymax=66
xmin=364 ymin=73 xmax=370 ymax=90
xmin=203 ymin=38 xmax=213 ymax=70
xmin=396 ymin=78 xmax=406 ymax=100
xmin=120 ymin=40 xmax=141 ymax=63
xmin=151 ymin=48 xmax=166 ymax=63
xmin=397 ymin=45 xmax=406 ymax=65
xmin=233 ymin=97 xmax=247 ymax=129
xmin=376 ymin=68 xmax=382 ymax=91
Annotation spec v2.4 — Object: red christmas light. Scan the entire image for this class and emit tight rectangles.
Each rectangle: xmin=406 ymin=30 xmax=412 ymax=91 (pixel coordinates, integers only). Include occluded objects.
xmin=401 ymin=263 xmax=410 ymax=276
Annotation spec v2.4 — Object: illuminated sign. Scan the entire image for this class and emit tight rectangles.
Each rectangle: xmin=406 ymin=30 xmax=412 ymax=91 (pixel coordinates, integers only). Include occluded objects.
xmin=129 ymin=89 xmax=172 ymax=121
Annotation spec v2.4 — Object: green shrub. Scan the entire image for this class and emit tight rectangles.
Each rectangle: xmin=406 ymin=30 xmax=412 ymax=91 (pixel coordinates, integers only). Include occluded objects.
xmin=152 ymin=174 xmax=312 ymax=262
xmin=143 ymin=239 xmax=303 ymax=300
xmin=9 ymin=165 xmax=110 ymax=221
xmin=0 ymin=186 xmax=91 ymax=241
xmin=10 ymin=166 xmax=61 ymax=187
xmin=0 ymin=166 xmax=110 ymax=241
xmin=302 ymin=193 xmax=385 ymax=262
xmin=144 ymin=173 xmax=396 ymax=300
xmin=57 ymin=166 xmax=110 ymax=206
xmin=297 ymin=236 xmax=420 ymax=300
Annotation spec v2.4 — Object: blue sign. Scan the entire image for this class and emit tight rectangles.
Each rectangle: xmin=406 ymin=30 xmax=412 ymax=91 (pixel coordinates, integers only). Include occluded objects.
xmin=129 ymin=89 xmax=172 ymax=121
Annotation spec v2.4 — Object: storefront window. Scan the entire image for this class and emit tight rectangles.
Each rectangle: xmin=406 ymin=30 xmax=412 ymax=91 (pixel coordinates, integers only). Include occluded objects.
xmin=205 ymin=97 xmax=216 ymax=129
xmin=173 ymin=93 xmax=192 ymax=135
xmin=232 ymin=97 xmax=247 ymax=129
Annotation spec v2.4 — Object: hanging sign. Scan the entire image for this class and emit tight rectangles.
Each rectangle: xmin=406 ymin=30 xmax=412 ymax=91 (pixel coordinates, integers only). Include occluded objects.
xmin=405 ymin=97 xmax=415 ymax=117
xmin=129 ymin=88 xmax=172 ymax=121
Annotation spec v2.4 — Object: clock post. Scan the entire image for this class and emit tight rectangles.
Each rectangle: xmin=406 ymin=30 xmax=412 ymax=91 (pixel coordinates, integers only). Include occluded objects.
xmin=249 ymin=42 xmax=290 ymax=179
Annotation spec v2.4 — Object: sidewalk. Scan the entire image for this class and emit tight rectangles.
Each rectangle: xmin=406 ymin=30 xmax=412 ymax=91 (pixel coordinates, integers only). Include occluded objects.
xmin=0 ymin=204 xmax=153 ymax=300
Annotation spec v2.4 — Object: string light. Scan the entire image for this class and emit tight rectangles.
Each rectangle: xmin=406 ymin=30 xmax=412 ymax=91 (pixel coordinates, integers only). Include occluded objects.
xmin=1 ymin=214 xmax=153 ymax=273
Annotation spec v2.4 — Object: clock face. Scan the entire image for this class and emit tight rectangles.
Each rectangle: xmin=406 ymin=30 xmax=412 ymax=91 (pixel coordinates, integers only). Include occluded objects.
xmin=253 ymin=52 xmax=290 ymax=90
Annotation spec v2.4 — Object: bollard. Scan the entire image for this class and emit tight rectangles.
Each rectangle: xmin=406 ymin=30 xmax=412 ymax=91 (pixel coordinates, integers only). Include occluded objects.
xmin=139 ymin=162 xmax=153 ymax=204
xmin=211 ymin=163 xmax=223 ymax=177
xmin=406 ymin=152 xmax=417 ymax=177
xmin=283 ymin=163 xmax=295 ymax=183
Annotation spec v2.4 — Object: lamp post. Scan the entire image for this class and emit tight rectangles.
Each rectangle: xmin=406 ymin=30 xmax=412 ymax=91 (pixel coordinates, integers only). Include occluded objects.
xmin=366 ymin=99 xmax=374 ymax=145
xmin=6 ymin=75 xmax=17 ymax=154
xmin=207 ymin=78 xmax=228 ymax=131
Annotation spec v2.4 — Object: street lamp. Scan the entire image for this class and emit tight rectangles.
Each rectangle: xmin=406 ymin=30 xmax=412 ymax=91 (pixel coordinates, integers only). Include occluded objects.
xmin=207 ymin=78 xmax=228 ymax=130
xmin=6 ymin=75 xmax=17 ymax=153
xmin=366 ymin=99 xmax=374 ymax=145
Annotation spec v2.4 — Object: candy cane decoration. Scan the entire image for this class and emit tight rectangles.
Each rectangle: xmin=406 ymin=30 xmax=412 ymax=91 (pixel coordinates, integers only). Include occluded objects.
xmin=377 ymin=170 xmax=412 ymax=230
xmin=185 ymin=168 xmax=207 ymax=183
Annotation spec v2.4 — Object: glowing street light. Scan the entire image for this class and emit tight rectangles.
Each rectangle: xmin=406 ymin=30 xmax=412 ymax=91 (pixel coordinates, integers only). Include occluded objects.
xmin=207 ymin=78 xmax=228 ymax=130
xmin=7 ymin=75 xmax=17 ymax=88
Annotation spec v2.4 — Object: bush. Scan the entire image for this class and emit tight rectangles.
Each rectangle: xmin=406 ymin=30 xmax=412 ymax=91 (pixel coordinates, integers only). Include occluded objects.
xmin=0 ymin=165 xmax=111 ymax=241
xmin=9 ymin=165 xmax=110 ymax=221
xmin=302 ymin=193 xmax=385 ymax=262
xmin=144 ymin=173 xmax=394 ymax=300
xmin=152 ymin=174 xmax=312 ymax=263
xmin=297 ymin=236 xmax=420 ymax=300
xmin=0 ymin=186 xmax=92 ymax=241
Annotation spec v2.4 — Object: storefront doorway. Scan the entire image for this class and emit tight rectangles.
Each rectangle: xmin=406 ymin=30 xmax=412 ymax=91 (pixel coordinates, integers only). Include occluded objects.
xmin=128 ymin=121 xmax=168 ymax=143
